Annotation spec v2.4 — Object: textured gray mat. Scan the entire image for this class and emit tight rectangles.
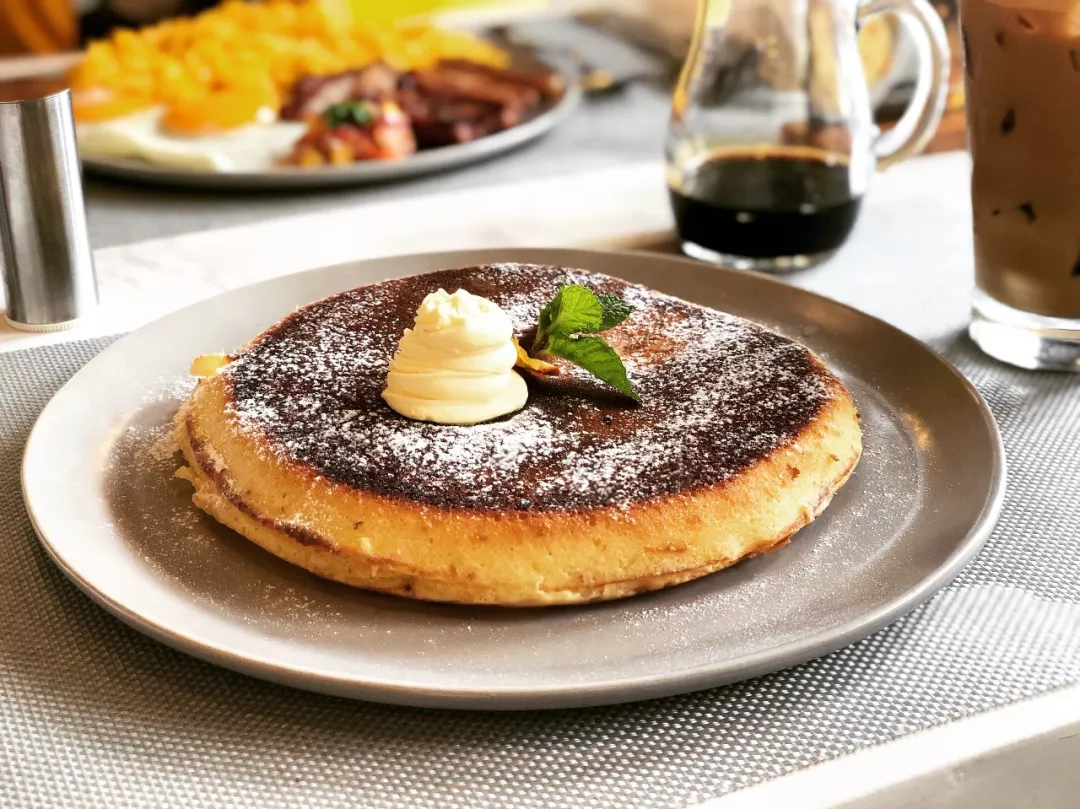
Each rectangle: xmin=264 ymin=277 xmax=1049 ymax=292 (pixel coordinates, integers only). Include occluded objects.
xmin=1 ymin=333 xmax=1079 ymax=808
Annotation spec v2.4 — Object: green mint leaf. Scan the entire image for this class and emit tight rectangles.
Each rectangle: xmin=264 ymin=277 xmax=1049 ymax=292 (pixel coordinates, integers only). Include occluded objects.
xmin=533 ymin=283 xmax=604 ymax=352
xmin=547 ymin=284 xmax=605 ymax=335
xmin=545 ymin=335 xmax=640 ymax=402
xmin=529 ymin=283 xmax=640 ymax=401
xmin=596 ymin=293 xmax=635 ymax=331
xmin=325 ymin=101 xmax=375 ymax=129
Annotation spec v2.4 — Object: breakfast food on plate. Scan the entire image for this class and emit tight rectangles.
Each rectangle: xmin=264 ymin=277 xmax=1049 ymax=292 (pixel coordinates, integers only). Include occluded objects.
xmin=69 ymin=0 xmax=558 ymax=172
xmin=287 ymin=99 xmax=418 ymax=165
xmin=76 ymin=107 xmax=310 ymax=172
xmin=69 ymin=0 xmax=508 ymax=123
xmin=282 ymin=60 xmax=562 ymax=164
xmin=174 ymin=263 xmax=862 ymax=606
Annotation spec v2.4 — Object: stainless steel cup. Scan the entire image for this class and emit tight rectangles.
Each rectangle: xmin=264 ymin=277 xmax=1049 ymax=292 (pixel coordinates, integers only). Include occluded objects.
xmin=0 ymin=89 xmax=98 ymax=331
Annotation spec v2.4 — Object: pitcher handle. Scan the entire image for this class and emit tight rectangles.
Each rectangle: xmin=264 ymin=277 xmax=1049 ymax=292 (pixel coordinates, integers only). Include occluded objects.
xmin=859 ymin=0 xmax=951 ymax=170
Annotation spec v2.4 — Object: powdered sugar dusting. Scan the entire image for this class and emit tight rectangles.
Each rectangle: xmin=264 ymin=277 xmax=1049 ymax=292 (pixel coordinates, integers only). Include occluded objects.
xmin=221 ymin=264 xmax=838 ymax=512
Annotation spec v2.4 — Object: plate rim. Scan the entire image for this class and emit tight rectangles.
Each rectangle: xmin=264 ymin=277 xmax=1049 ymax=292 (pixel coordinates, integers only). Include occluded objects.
xmin=21 ymin=247 xmax=1008 ymax=710
xmin=80 ymin=76 xmax=582 ymax=190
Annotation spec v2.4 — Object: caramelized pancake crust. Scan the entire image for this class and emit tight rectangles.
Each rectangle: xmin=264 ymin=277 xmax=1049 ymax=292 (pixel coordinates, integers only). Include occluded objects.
xmin=175 ymin=264 xmax=862 ymax=605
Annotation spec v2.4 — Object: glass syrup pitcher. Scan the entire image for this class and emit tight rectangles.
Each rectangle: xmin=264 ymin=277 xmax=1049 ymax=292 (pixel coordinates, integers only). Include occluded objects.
xmin=667 ymin=0 xmax=950 ymax=271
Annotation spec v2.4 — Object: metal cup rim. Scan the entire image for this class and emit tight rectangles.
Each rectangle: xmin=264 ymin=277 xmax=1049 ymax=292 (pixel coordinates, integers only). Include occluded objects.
xmin=0 ymin=88 xmax=72 ymax=108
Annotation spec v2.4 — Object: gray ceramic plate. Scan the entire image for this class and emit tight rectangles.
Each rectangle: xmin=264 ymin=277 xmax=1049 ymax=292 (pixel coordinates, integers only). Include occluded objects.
xmin=22 ymin=248 xmax=1005 ymax=710
xmin=81 ymin=76 xmax=581 ymax=190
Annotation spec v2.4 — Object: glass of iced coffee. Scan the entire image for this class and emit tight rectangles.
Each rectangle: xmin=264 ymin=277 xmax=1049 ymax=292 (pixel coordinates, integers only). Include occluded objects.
xmin=963 ymin=0 xmax=1080 ymax=369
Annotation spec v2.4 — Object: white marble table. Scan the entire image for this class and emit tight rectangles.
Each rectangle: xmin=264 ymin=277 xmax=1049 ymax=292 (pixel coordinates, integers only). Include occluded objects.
xmin=3 ymin=150 xmax=1078 ymax=808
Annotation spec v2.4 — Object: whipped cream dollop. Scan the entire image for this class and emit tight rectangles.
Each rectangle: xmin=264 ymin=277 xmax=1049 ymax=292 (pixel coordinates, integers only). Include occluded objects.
xmin=382 ymin=288 xmax=528 ymax=425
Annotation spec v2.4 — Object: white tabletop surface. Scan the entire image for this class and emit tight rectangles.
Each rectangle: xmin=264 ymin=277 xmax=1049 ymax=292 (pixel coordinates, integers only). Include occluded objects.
xmin=79 ymin=81 xmax=673 ymax=250
xmin=3 ymin=151 xmax=969 ymax=352
xmin=3 ymin=149 xmax=1078 ymax=807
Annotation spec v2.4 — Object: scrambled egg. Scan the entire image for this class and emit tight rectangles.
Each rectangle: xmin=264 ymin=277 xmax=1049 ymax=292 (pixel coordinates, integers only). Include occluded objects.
xmin=69 ymin=0 xmax=507 ymax=133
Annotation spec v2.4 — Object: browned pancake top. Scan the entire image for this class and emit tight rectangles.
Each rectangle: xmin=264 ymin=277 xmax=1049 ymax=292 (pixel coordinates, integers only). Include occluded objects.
xmin=224 ymin=264 xmax=838 ymax=512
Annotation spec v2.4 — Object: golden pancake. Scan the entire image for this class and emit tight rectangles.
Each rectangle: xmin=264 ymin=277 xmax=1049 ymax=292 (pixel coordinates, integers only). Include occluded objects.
xmin=175 ymin=264 xmax=861 ymax=605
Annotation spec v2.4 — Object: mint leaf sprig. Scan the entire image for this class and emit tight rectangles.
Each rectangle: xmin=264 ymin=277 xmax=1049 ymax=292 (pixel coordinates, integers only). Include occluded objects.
xmin=528 ymin=283 xmax=640 ymax=402
xmin=325 ymin=100 xmax=376 ymax=129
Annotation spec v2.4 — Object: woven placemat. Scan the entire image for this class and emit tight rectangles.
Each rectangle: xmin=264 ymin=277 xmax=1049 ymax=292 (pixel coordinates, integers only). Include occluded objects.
xmin=1 ymin=333 xmax=1079 ymax=809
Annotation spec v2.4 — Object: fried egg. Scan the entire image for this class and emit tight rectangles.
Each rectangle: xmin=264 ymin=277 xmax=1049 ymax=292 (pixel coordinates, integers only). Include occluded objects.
xmin=76 ymin=108 xmax=308 ymax=173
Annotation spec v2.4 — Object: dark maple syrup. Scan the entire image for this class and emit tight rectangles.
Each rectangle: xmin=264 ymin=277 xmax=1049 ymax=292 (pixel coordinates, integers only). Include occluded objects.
xmin=670 ymin=149 xmax=863 ymax=259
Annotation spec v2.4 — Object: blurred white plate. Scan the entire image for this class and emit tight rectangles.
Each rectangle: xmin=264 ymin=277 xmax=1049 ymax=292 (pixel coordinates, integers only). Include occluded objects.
xmin=82 ymin=61 xmax=581 ymax=190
